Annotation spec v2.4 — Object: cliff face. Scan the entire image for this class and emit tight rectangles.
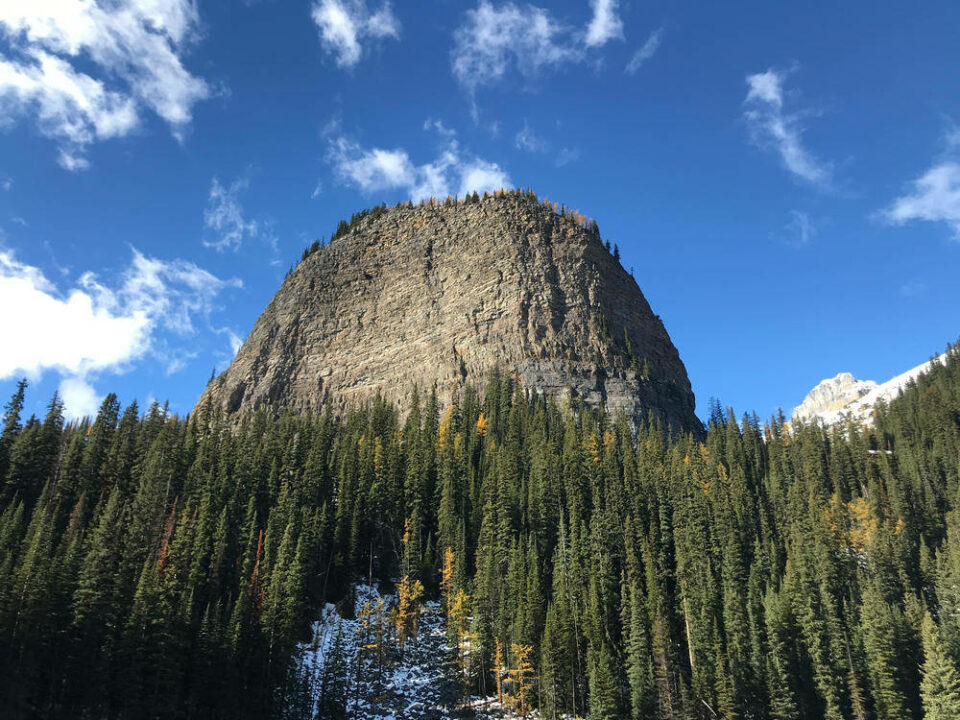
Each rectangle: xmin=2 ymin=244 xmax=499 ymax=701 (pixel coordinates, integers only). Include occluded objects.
xmin=198 ymin=193 xmax=701 ymax=434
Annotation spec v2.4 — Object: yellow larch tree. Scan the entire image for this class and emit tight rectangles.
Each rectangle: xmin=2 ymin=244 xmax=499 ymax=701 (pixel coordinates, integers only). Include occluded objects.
xmin=394 ymin=574 xmax=424 ymax=654
xmin=476 ymin=412 xmax=488 ymax=437
xmin=492 ymin=637 xmax=504 ymax=706
xmin=440 ymin=547 xmax=455 ymax=607
xmin=449 ymin=588 xmax=471 ymax=676
xmin=506 ymin=643 xmax=535 ymax=718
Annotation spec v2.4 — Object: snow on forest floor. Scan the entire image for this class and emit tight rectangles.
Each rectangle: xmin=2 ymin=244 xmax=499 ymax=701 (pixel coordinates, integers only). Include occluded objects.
xmin=296 ymin=585 xmax=528 ymax=719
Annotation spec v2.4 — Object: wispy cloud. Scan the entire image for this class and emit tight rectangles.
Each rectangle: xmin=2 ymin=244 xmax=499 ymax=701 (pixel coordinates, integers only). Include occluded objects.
xmin=899 ymin=280 xmax=927 ymax=297
xmin=743 ymin=69 xmax=832 ymax=188
xmin=514 ymin=121 xmax=549 ymax=153
xmin=203 ymin=176 xmax=259 ymax=252
xmin=784 ymin=210 xmax=816 ymax=246
xmin=326 ymin=120 xmax=511 ymax=201
xmin=880 ymin=129 xmax=960 ymax=239
xmin=0 ymin=248 xmax=240 ymax=416
xmin=0 ymin=0 xmax=210 ymax=170
xmin=223 ymin=328 xmax=243 ymax=355
xmin=513 ymin=120 xmax=579 ymax=167
xmin=452 ymin=2 xmax=579 ymax=98
xmin=210 ymin=326 xmax=244 ymax=373
xmin=311 ymin=0 xmax=400 ymax=68
xmin=163 ymin=350 xmax=198 ymax=376
xmin=625 ymin=28 xmax=662 ymax=74
xmin=451 ymin=1 xmax=628 ymax=116
xmin=585 ymin=0 xmax=624 ymax=48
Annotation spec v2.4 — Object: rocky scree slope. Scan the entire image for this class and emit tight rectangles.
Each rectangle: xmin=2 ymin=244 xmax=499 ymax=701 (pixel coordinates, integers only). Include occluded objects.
xmin=198 ymin=192 xmax=701 ymax=434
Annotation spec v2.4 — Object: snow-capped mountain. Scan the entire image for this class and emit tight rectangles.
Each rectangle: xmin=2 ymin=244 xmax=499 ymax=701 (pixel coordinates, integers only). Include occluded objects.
xmin=793 ymin=357 xmax=939 ymax=426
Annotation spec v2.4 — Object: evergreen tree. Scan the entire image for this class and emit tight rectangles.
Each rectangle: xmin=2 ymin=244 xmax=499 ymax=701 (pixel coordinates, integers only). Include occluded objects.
xmin=921 ymin=611 xmax=960 ymax=720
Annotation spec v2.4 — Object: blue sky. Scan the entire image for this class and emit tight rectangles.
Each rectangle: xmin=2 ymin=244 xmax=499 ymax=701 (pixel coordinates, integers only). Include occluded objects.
xmin=0 ymin=0 xmax=958 ymax=423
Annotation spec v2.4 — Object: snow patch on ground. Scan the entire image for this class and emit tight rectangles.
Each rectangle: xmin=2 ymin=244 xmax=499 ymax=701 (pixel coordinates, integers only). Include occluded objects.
xmin=295 ymin=584 xmax=524 ymax=718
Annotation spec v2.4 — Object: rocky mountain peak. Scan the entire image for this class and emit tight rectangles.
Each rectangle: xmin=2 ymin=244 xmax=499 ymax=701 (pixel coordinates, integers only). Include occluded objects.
xmin=792 ymin=357 xmax=940 ymax=426
xmin=793 ymin=372 xmax=878 ymax=423
xmin=197 ymin=190 xmax=702 ymax=434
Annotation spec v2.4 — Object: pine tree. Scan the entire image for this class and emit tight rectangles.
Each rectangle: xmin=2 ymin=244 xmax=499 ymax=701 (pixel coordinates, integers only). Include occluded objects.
xmin=588 ymin=642 xmax=620 ymax=720
xmin=0 ymin=378 xmax=27 ymax=485
xmin=921 ymin=612 xmax=960 ymax=720
xmin=860 ymin=582 xmax=913 ymax=720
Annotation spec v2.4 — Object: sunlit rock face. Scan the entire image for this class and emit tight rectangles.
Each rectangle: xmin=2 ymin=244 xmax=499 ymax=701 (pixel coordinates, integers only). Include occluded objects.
xmin=198 ymin=193 xmax=701 ymax=435
xmin=793 ymin=359 xmax=939 ymax=426
xmin=793 ymin=373 xmax=879 ymax=424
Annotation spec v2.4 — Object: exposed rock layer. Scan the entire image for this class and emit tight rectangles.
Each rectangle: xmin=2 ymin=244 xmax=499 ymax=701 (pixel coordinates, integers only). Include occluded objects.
xmin=198 ymin=194 xmax=701 ymax=434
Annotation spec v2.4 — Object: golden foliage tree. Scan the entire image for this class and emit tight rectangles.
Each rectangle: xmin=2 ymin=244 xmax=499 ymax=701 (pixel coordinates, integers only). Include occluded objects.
xmin=476 ymin=412 xmax=489 ymax=437
xmin=440 ymin=546 xmax=455 ymax=606
xmin=492 ymin=637 xmax=505 ymax=706
xmin=505 ymin=643 xmax=536 ymax=718
xmin=394 ymin=574 xmax=424 ymax=654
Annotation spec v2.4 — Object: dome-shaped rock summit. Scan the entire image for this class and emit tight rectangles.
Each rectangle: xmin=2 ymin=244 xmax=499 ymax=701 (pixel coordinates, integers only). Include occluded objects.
xmin=198 ymin=191 xmax=701 ymax=434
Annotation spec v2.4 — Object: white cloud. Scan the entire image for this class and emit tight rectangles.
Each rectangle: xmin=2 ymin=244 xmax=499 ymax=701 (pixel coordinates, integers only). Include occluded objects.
xmin=311 ymin=0 xmax=400 ymax=68
xmin=0 ymin=247 xmax=240 ymax=383
xmin=116 ymin=249 xmax=242 ymax=334
xmin=451 ymin=2 xmax=581 ymax=101
xmin=625 ymin=28 xmax=662 ymax=74
xmin=881 ymin=163 xmax=960 ymax=238
xmin=163 ymin=349 xmax=197 ymax=375
xmin=451 ymin=2 xmax=634 ymax=115
xmin=423 ymin=117 xmax=456 ymax=140
xmin=211 ymin=326 xmax=243 ymax=372
xmin=225 ymin=329 xmax=242 ymax=355
xmin=1 ymin=175 xmax=11 ymax=191
xmin=0 ymin=252 xmax=147 ymax=378
xmin=881 ymin=131 xmax=960 ymax=239
xmin=585 ymin=0 xmax=623 ymax=48
xmin=458 ymin=160 xmax=510 ymax=198
xmin=59 ymin=376 xmax=102 ymax=421
xmin=515 ymin=121 xmax=548 ymax=153
xmin=329 ymin=137 xmax=415 ymax=191
xmin=743 ymin=69 xmax=832 ymax=188
xmin=0 ymin=0 xmax=210 ymax=169
xmin=513 ymin=120 xmax=579 ymax=167
xmin=746 ymin=70 xmax=784 ymax=107
xmin=204 ymin=176 xmax=259 ymax=252
xmin=785 ymin=210 xmax=816 ymax=246
xmin=327 ymin=124 xmax=510 ymax=201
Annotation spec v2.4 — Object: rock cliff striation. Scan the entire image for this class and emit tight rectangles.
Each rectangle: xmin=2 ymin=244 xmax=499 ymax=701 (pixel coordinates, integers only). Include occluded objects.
xmin=198 ymin=191 xmax=701 ymax=434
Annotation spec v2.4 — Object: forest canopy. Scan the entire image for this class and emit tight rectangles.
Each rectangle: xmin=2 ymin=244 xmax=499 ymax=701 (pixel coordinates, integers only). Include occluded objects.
xmin=1 ymin=342 xmax=959 ymax=719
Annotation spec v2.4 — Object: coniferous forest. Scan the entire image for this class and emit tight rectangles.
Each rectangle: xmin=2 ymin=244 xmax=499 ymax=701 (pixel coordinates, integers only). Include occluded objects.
xmin=2 ymin=343 xmax=960 ymax=720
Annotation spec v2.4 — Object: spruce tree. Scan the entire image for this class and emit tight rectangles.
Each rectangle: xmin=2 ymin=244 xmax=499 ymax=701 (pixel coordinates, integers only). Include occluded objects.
xmin=921 ymin=612 xmax=960 ymax=720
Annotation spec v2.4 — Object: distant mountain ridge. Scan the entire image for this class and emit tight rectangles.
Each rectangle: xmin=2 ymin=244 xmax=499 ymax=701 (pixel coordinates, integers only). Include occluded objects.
xmin=793 ymin=356 xmax=940 ymax=426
